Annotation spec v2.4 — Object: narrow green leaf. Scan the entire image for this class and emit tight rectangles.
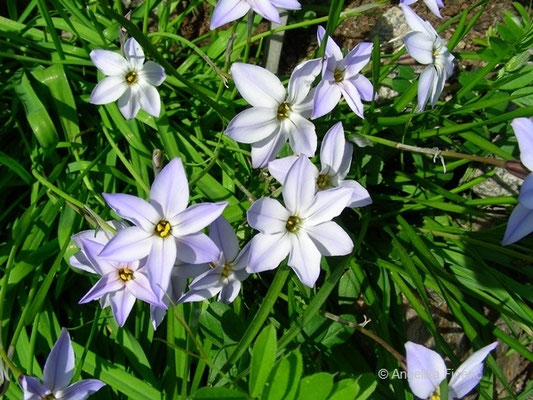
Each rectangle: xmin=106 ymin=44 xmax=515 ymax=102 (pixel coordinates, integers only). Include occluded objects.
xmin=250 ymin=325 xmax=277 ymax=398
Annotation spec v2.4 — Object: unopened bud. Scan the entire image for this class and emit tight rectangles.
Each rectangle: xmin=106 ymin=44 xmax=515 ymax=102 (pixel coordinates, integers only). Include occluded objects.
xmin=505 ymin=160 xmax=530 ymax=180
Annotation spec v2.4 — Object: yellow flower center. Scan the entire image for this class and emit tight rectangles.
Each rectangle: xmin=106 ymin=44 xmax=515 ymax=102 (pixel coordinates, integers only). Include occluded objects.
xmin=118 ymin=268 xmax=134 ymax=281
xmin=277 ymin=102 xmax=291 ymax=119
xmin=155 ymin=220 xmax=172 ymax=238
xmin=125 ymin=70 xmax=138 ymax=85
xmin=285 ymin=216 xmax=301 ymax=233
xmin=430 ymin=387 xmax=440 ymax=400
xmin=42 ymin=394 xmax=56 ymax=400
xmin=317 ymin=174 xmax=332 ymax=189
xmin=221 ymin=264 xmax=232 ymax=278
xmin=333 ymin=69 xmax=344 ymax=82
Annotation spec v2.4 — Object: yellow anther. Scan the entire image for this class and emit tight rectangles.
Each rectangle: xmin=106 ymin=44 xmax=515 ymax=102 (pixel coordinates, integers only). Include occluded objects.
xmin=125 ymin=70 xmax=138 ymax=85
xmin=317 ymin=174 xmax=332 ymax=189
xmin=221 ymin=264 xmax=232 ymax=278
xmin=155 ymin=220 xmax=171 ymax=238
xmin=42 ymin=394 xmax=56 ymax=400
xmin=333 ymin=69 xmax=344 ymax=83
xmin=118 ymin=268 xmax=134 ymax=281
xmin=430 ymin=387 xmax=441 ymax=400
xmin=285 ymin=216 xmax=301 ymax=233
xmin=277 ymin=102 xmax=291 ymax=119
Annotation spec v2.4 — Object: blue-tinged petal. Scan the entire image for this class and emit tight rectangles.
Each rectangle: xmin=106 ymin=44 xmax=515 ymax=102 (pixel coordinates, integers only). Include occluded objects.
xmin=20 ymin=376 xmax=48 ymax=399
xmin=150 ymin=158 xmax=189 ymax=219
xmin=343 ymin=42 xmax=373 ymax=78
xmin=286 ymin=58 xmax=322 ymax=105
xmin=230 ymin=63 xmax=285 ymax=108
xmin=404 ymin=342 xmax=447 ymax=399
xmin=340 ymin=80 xmax=365 ymax=119
xmin=430 ymin=66 xmax=446 ymax=107
xmin=80 ymin=238 xmax=117 ymax=276
xmin=225 ymin=107 xmax=280 ymax=144
xmin=268 ymin=156 xmax=298 ymax=184
xmin=287 ymin=232 xmax=321 ymax=287
xmin=176 ymin=233 xmax=221 ymax=264
xmin=55 ymin=380 xmax=105 ymax=400
xmin=511 ymin=118 xmax=533 ymax=171
xmin=247 ymin=198 xmax=290 ymax=234
xmin=306 ymin=221 xmax=353 ymax=256
xmin=210 ymin=0 xmax=250 ymax=30
xmin=401 ymin=4 xmax=432 ymax=35
xmin=209 ymin=217 xmax=239 ymax=263
xmin=219 ymin=279 xmax=241 ymax=303
xmin=519 ymin=173 xmax=533 ymax=208
xmin=417 ymin=65 xmax=437 ymax=112
xmin=102 ymin=193 xmax=159 ymax=232
xmin=248 ymin=0 xmax=281 ymax=24
xmin=43 ymin=328 xmax=74 ymax=391
xmin=339 ymin=180 xmax=372 ymax=208
xmin=139 ymin=61 xmax=166 ymax=86
xmin=270 ymin=0 xmax=301 ymax=10
xmin=127 ymin=272 xmax=166 ymax=308
xmin=137 ymin=81 xmax=161 ymax=118
xmin=99 ymin=227 xmax=153 ymax=262
xmin=303 ymin=187 xmax=352 ymax=225
xmin=179 ymin=286 xmax=221 ymax=303
xmin=247 ymin=232 xmax=291 ymax=273
xmin=448 ymin=342 xmax=498 ymax=399
xmin=250 ymin=129 xmax=287 ymax=168
xmin=351 ymin=75 xmax=374 ymax=102
xmin=321 ymin=122 xmax=346 ymax=173
xmin=317 ymin=26 xmax=343 ymax=61
xmin=171 ymin=202 xmax=227 ymax=236
xmin=90 ymin=50 xmax=128 ymax=76
xmin=423 ymin=0 xmax=443 ymax=17
xmin=145 ymin=236 xmax=177 ymax=300
xmin=283 ymin=156 xmax=318 ymax=214
xmin=403 ymin=31 xmax=434 ymax=65
xmin=109 ymin=289 xmax=136 ymax=327
xmin=502 ymin=203 xmax=533 ymax=245
xmin=117 ymin=86 xmax=141 ymax=120
xmin=123 ymin=38 xmax=144 ymax=70
xmin=90 ymin=76 xmax=129 ymax=105
xmin=311 ymin=79 xmax=342 ymax=119
xmin=284 ymin=113 xmax=317 ymax=157
xmin=79 ymin=274 xmax=123 ymax=304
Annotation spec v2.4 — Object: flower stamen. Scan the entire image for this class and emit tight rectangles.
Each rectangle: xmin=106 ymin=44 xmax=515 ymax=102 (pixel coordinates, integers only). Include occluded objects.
xmin=125 ymin=70 xmax=138 ymax=85
xmin=333 ymin=69 xmax=344 ymax=83
xmin=155 ymin=220 xmax=172 ymax=238
xmin=430 ymin=387 xmax=440 ymax=400
xmin=277 ymin=102 xmax=291 ymax=119
xmin=221 ymin=264 xmax=232 ymax=278
xmin=285 ymin=216 xmax=301 ymax=233
xmin=317 ymin=174 xmax=332 ymax=189
xmin=118 ymin=268 xmax=134 ymax=282
xmin=42 ymin=395 xmax=56 ymax=400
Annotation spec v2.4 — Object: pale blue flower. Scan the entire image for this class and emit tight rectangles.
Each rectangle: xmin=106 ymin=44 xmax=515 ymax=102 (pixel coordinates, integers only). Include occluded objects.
xmin=401 ymin=5 xmax=454 ymax=111
xmin=405 ymin=341 xmax=498 ymax=399
xmin=401 ymin=0 xmax=444 ymax=18
xmin=312 ymin=26 xmax=374 ymax=120
xmin=19 ymin=328 xmax=105 ymax=399
xmin=247 ymin=156 xmax=353 ymax=287
xmin=502 ymin=117 xmax=533 ymax=245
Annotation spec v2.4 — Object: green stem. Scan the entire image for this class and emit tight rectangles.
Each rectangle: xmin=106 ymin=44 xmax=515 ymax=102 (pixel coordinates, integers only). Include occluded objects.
xmin=0 ymin=244 xmax=18 ymax=350
xmin=0 ymin=348 xmax=21 ymax=377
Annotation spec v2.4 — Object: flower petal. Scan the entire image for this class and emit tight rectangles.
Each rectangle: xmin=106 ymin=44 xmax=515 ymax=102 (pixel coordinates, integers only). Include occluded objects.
xmin=225 ymin=107 xmax=280 ymax=144
xmin=210 ymin=0 xmax=250 ymax=30
xmin=339 ymin=180 xmax=373 ymax=208
xmin=519 ymin=173 xmax=533 ymax=208
xmin=248 ymin=0 xmax=281 ymax=24
xmin=403 ymin=31 xmax=434 ymax=65
xmin=117 ymin=87 xmax=141 ymax=120
xmin=79 ymin=274 xmax=124 ymax=304
xmin=404 ymin=341 xmax=447 ymax=399
xmin=268 ymin=156 xmax=298 ymax=184
xmin=127 ymin=272 xmax=166 ymax=308
xmin=231 ymin=63 xmax=286 ymax=108
xmin=306 ymin=221 xmax=353 ymax=256
xmin=20 ymin=376 xmax=48 ymax=399
xmin=344 ymin=42 xmax=373 ymax=78
xmin=320 ymin=122 xmax=346 ymax=173
xmin=423 ymin=0 xmax=443 ymax=17
xmin=512 ymin=118 xmax=533 ymax=171
xmin=417 ymin=65 xmax=437 ymax=112
xmin=502 ymin=202 xmax=533 ymax=245
xmin=287 ymin=232 xmax=321 ymax=287
xmin=285 ymin=114 xmax=317 ymax=156
xmin=109 ymin=288 xmax=136 ymax=327
xmin=287 ymin=58 xmax=322 ymax=105
xmin=247 ymin=197 xmax=290 ymax=234
xmin=303 ymin=187 xmax=352 ymax=225
xmin=43 ymin=328 xmax=74 ymax=391
xmin=270 ymin=0 xmax=301 ymax=9
xmin=99 ymin=227 xmax=153 ymax=262
xmin=145 ymin=236 xmax=177 ymax=300
xmin=283 ymin=156 xmax=318 ymax=214
xmin=80 ymin=238 xmax=117 ymax=276
xmin=247 ymin=232 xmax=291 ymax=273
xmin=172 ymin=202 xmax=227 ymax=236
xmin=311 ymin=79 xmax=342 ymax=119
xmin=317 ymin=26 xmax=343 ymax=61
xmin=139 ymin=61 xmax=166 ymax=86
xmin=176 ymin=233 xmax=221 ymax=264
xmin=137 ymin=81 xmax=161 ymax=117
xmin=401 ymin=4 xmax=433 ymax=36
xmin=219 ymin=279 xmax=241 ymax=303
xmin=340 ymin=80 xmax=365 ymax=119
xmin=90 ymin=76 xmax=129 ymax=105
xmin=123 ymin=37 xmax=145 ymax=69
xmin=209 ymin=216 xmax=239 ymax=262
xmin=55 ymin=380 xmax=106 ymax=400
xmin=150 ymin=158 xmax=189 ymax=219
xmin=102 ymin=193 xmax=159 ymax=232
xmin=448 ymin=342 xmax=498 ymax=399
xmin=90 ymin=50 xmax=128 ymax=76
xmin=430 ymin=66 xmax=446 ymax=107
xmin=250 ymin=129 xmax=287 ymax=168
xmin=179 ymin=286 xmax=221 ymax=303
